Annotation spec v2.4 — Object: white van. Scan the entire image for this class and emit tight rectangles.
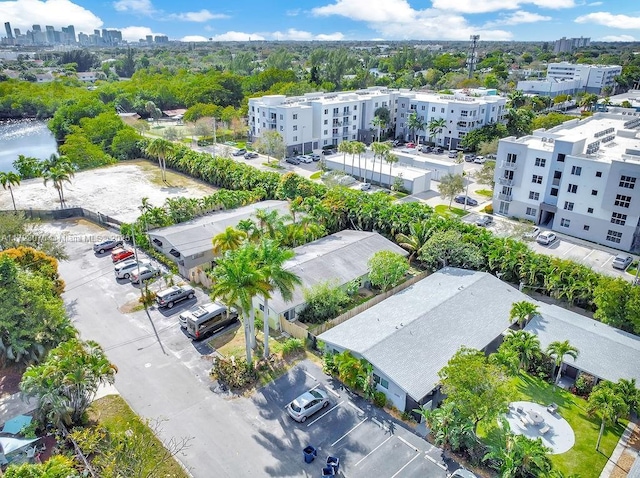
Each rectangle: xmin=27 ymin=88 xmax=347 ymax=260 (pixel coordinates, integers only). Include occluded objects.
xmin=180 ymin=302 xmax=238 ymax=340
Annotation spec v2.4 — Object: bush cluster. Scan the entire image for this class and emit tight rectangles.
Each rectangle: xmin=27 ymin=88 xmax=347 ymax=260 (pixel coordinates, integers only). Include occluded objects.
xmin=211 ymin=356 xmax=257 ymax=389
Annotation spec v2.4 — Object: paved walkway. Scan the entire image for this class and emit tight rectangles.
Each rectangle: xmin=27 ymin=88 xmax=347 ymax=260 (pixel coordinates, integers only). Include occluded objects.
xmin=0 ymin=394 xmax=36 ymax=424
xmin=505 ymin=401 xmax=575 ymax=454
xmin=599 ymin=422 xmax=637 ymax=478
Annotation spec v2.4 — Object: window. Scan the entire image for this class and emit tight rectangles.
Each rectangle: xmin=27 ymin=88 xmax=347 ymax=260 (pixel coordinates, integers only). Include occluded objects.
xmin=551 ymin=188 xmax=558 ymax=196
xmin=421 ymin=105 xmax=425 ymax=110
xmin=507 ymin=153 xmax=517 ymax=164
xmin=532 ymin=175 xmax=543 ymax=184
xmin=557 ymin=153 xmax=566 ymax=162
xmin=596 ymin=171 xmax=602 ymax=178
xmin=611 ymin=212 xmax=627 ymax=226
xmin=293 ymin=136 xmax=297 ymax=141
xmin=293 ymin=114 xmax=297 ymax=120
xmin=293 ymin=125 xmax=297 ymax=131
xmin=323 ymin=130 xmax=327 ymax=135
xmin=526 ymin=207 xmax=537 ymax=217
xmin=279 ymin=114 xmax=283 ymax=120
xmin=561 ymin=218 xmax=570 ymax=228
xmin=431 ymin=107 xmax=435 ymax=112
xmin=567 ymin=184 xmax=578 ymax=193
xmin=563 ymin=201 xmax=574 ymax=211
xmin=619 ymin=175 xmax=636 ymax=189
xmin=441 ymin=108 xmax=445 ymax=113
xmin=584 ymin=225 xmax=590 ymax=231
xmin=615 ymin=194 xmax=631 ymax=208
xmin=606 ymin=230 xmax=622 ymax=244
xmin=373 ymin=374 xmax=389 ymax=389
xmin=529 ymin=191 xmax=540 ymax=200
xmin=571 ymin=166 xmax=582 ymax=176
xmin=280 ymin=126 xmax=283 ymax=131
xmin=588 ymin=207 xmax=594 ymax=213
xmin=323 ymin=119 xmax=328 ymax=125
xmin=535 ymin=157 xmax=546 ymax=167
xmin=354 ymin=105 xmax=357 ymax=111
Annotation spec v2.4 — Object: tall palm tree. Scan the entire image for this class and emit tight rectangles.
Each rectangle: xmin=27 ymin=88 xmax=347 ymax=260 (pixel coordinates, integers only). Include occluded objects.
xmin=145 ymin=138 xmax=174 ymax=182
xmin=507 ymin=90 xmax=526 ymax=108
xmin=509 ymin=300 xmax=539 ymax=328
xmin=255 ymin=209 xmax=284 ymax=240
xmin=0 ymin=171 xmax=21 ymax=211
xmin=370 ymin=142 xmax=389 ymax=184
xmin=407 ymin=112 xmax=426 ymax=144
xmin=212 ymin=226 xmax=247 ymax=255
xmin=43 ymin=163 xmax=74 ymax=207
xmin=337 ymin=140 xmax=351 ymax=173
xmin=351 ymin=141 xmax=365 ymax=180
xmin=383 ymin=151 xmax=398 ymax=187
xmin=371 ymin=115 xmax=386 ymax=142
xmin=396 ymin=220 xmax=434 ymax=262
xmin=588 ymin=383 xmax=628 ymax=450
xmin=502 ymin=330 xmax=541 ymax=372
xmin=428 ymin=117 xmax=446 ymax=145
xmin=546 ymin=340 xmax=579 ymax=385
xmin=254 ymin=240 xmax=301 ymax=358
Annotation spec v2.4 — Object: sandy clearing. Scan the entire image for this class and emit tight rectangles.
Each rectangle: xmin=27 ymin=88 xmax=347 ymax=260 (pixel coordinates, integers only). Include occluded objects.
xmin=0 ymin=160 xmax=217 ymax=223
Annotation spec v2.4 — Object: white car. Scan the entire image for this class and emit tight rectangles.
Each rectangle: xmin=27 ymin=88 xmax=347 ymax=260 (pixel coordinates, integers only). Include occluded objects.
xmin=130 ymin=265 xmax=161 ymax=284
xmin=536 ymin=231 xmax=557 ymax=246
xmin=114 ymin=259 xmax=152 ymax=279
xmin=473 ymin=155 xmax=486 ymax=164
xmin=298 ymin=155 xmax=313 ymax=164
xmin=523 ymin=226 xmax=541 ymax=240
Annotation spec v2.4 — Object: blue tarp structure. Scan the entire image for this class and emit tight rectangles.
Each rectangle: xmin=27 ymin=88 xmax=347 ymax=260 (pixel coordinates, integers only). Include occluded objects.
xmin=0 ymin=435 xmax=38 ymax=455
xmin=1 ymin=415 xmax=32 ymax=435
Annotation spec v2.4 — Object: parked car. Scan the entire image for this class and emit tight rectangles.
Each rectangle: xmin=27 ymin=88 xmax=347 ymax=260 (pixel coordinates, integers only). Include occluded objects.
xmin=434 ymin=147 xmax=444 ymax=154
xmin=130 ymin=265 xmax=161 ymax=284
xmin=180 ymin=302 xmax=238 ymax=340
xmin=464 ymin=154 xmax=476 ymax=162
xmin=448 ymin=151 xmax=458 ymax=158
xmin=111 ymin=248 xmax=135 ymax=263
xmin=474 ymin=155 xmax=486 ymax=164
xmin=114 ymin=259 xmax=152 ymax=279
xmin=523 ymin=226 xmax=541 ymax=239
xmin=454 ymin=195 xmax=478 ymax=206
xmin=475 ymin=215 xmax=493 ymax=227
xmin=286 ymin=389 xmax=330 ymax=422
xmin=536 ymin=231 xmax=557 ymax=245
xmin=244 ymin=152 xmax=258 ymax=159
xmin=612 ymin=254 xmax=633 ymax=270
xmin=232 ymin=148 xmax=247 ymax=156
xmin=93 ymin=239 xmax=123 ymax=254
xmin=406 ymin=142 xmax=415 ymax=148
xmin=338 ymin=175 xmax=356 ymax=186
xmin=360 ymin=182 xmax=371 ymax=191
xmin=156 ymin=285 xmax=196 ymax=309
xmin=322 ymin=149 xmax=334 ymax=155
xmin=310 ymin=153 xmax=321 ymax=161
xmin=450 ymin=469 xmax=478 ymax=478
xmin=420 ymin=146 xmax=432 ymax=153
xmin=285 ymin=157 xmax=301 ymax=165
xmin=298 ymin=155 xmax=313 ymax=164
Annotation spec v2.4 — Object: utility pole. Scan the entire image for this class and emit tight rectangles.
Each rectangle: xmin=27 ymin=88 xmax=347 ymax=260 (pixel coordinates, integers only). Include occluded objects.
xmin=468 ymin=35 xmax=480 ymax=79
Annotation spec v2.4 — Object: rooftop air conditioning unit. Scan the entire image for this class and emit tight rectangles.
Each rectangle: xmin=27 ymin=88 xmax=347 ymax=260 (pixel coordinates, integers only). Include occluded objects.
xmin=541 ymin=137 xmax=547 ymax=142
xmin=548 ymin=138 xmax=554 ymax=143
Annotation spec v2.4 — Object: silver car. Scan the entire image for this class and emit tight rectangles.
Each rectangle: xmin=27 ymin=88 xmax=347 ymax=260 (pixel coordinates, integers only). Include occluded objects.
xmin=612 ymin=254 xmax=632 ymax=270
xmin=286 ymin=389 xmax=330 ymax=423
xmin=114 ymin=259 xmax=152 ymax=279
xmin=130 ymin=265 xmax=161 ymax=284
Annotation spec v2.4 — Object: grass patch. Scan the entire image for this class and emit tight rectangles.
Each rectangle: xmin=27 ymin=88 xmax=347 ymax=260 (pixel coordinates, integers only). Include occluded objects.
xmin=310 ymin=171 xmax=323 ymax=180
xmin=476 ymin=189 xmax=494 ymax=198
xmin=626 ymin=260 xmax=638 ymax=278
xmin=263 ymin=162 xmax=285 ymax=169
xmin=88 ymin=395 xmax=189 ymax=478
xmin=391 ymin=191 xmax=408 ymax=199
xmin=503 ymin=374 xmax=626 ymax=477
xmin=435 ymin=204 xmax=469 ymax=217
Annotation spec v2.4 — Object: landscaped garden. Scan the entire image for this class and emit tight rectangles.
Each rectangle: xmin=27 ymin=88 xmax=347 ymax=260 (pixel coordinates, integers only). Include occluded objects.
xmin=434 ymin=204 xmax=468 ymax=217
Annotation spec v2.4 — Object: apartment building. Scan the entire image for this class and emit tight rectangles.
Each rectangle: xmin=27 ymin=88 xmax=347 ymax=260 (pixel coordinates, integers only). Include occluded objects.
xmin=547 ymin=62 xmax=622 ymax=94
xmin=248 ymin=87 xmax=505 ymax=156
xmin=493 ymin=112 xmax=640 ymax=253
xmin=553 ymin=37 xmax=590 ymax=54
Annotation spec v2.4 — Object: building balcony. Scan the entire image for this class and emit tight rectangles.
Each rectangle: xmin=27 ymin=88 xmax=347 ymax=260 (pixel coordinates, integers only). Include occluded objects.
xmin=498 ymin=193 xmax=513 ymax=201
xmin=498 ymin=178 xmax=514 ymax=186
xmin=552 ymin=178 xmax=561 ymax=186
xmin=501 ymin=161 xmax=517 ymax=170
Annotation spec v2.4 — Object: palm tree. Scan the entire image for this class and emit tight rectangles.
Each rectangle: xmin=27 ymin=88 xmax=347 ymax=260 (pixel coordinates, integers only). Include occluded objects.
xmin=212 ymin=227 xmax=247 ymax=255
xmin=0 ymin=171 xmax=21 ymax=211
xmin=43 ymin=163 xmax=74 ymax=207
xmin=254 ymin=240 xmax=301 ymax=358
xmin=588 ymin=383 xmax=629 ymax=450
xmin=145 ymin=138 xmax=174 ymax=182
xmin=546 ymin=340 xmax=579 ymax=385
xmin=383 ymin=151 xmax=398 ymax=187
xmin=509 ymin=300 xmax=539 ymax=328
xmin=395 ymin=220 xmax=433 ymax=262
xmin=255 ymin=209 xmax=284 ymax=240
xmin=407 ymin=112 xmax=426 ymax=145
xmin=428 ymin=117 xmax=446 ymax=145
xmin=337 ymin=140 xmax=351 ymax=173
xmin=614 ymin=378 xmax=639 ymax=416
xmin=351 ymin=141 xmax=365 ymax=180
xmin=370 ymin=142 xmax=389 ymax=184
xmin=579 ymin=93 xmax=599 ymax=112
xmin=371 ymin=115 xmax=386 ymax=142
xmin=507 ymin=90 xmax=526 ymax=108
xmin=502 ymin=330 xmax=541 ymax=372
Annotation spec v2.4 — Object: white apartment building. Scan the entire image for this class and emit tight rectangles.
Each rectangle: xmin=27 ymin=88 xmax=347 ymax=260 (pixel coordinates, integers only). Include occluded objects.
xmin=517 ymin=77 xmax=582 ymax=98
xmin=248 ymin=87 xmax=506 ymax=156
xmin=493 ymin=112 xmax=640 ymax=253
xmin=547 ymin=62 xmax=622 ymax=94
xmin=395 ymin=89 xmax=506 ymax=150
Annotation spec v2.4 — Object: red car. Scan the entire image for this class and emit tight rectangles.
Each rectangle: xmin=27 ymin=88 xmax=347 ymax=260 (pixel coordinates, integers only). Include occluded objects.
xmin=406 ymin=142 xmax=415 ymax=148
xmin=111 ymin=247 xmax=135 ymax=263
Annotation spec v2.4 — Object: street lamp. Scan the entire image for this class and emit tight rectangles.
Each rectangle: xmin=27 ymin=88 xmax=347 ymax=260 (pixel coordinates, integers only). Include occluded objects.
xmin=301 ymin=125 xmax=305 ymax=155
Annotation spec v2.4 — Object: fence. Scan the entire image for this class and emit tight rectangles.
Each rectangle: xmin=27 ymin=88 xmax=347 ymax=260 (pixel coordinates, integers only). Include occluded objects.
xmin=6 ymin=207 xmax=122 ymax=230
xmin=280 ymin=270 xmax=431 ymax=340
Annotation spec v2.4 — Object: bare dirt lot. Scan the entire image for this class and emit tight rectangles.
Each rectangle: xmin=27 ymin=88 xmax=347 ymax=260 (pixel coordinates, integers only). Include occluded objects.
xmin=0 ymin=160 xmax=217 ymax=223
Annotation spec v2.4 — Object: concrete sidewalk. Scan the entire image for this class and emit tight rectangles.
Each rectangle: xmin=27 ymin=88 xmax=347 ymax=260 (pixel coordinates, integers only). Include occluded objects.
xmin=599 ymin=422 xmax=638 ymax=477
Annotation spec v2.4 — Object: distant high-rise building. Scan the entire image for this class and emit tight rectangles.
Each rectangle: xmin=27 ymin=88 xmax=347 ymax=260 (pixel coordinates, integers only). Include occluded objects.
xmin=4 ymin=22 xmax=13 ymax=39
xmin=146 ymin=35 xmax=153 ymax=44
xmin=154 ymin=35 xmax=168 ymax=43
xmin=45 ymin=25 xmax=55 ymax=44
xmin=553 ymin=36 xmax=590 ymax=54
xmin=78 ymin=32 xmax=89 ymax=45
xmin=13 ymin=28 xmax=20 ymax=37
xmin=32 ymin=24 xmax=41 ymax=32
xmin=61 ymin=25 xmax=76 ymax=43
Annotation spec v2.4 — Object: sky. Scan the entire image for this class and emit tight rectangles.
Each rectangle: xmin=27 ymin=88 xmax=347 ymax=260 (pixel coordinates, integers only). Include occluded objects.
xmin=0 ymin=0 xmax=638 ymax=43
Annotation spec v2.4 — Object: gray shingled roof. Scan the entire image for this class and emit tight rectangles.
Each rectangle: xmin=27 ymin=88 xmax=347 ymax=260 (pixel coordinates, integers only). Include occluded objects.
xmin=269 ymin=230 xmax=408 ymax=314
xmin=148 ymin=201 xmax=289 ymax=256
xmin=525 ymin=304 xmax=640 ymax=383
xmin=319 ymin=268 xmax=529 ymax=401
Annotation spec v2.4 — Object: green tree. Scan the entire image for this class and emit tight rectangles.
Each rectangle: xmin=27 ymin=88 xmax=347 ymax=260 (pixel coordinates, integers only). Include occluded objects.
xmin=0 ymin=171 xmax=21 ymax=211
xmin=371 ymin=115 xmax=386 ymax=142
xmin=254 ymin=130 xmax=285 ymax=164
xmin=298 ymin=280 xmax=350 ymax=324
xmin=407 ymin=111 xmax=426 ymax=144
xmin=506 ymin=108 xmax=535 ymax=137
xmin=42 ymin=161 xmax=75 ymax=208
xmin=145 ymin=138 xmax=174 ymax=182
xmin=587 ymin=382 xmax=628 ymax=450
xmin=439 ymin=347 xmax=512 ymax=434
xmin=12 ymin=155 xmax=41 ymax=179
xmin=428 ymin=117 xmax=446 ymax=144
xmin=395 ymin=220 xmax=434 ymax=262
xmin=367 ymin=250 xmax=409 ymax=291
xmin=384 ymin=152 xmax=399 ymax=189
xmin=419 ymin=230 xmax=484 ymax=271
xmin=509 ymin=300 xmax=539 ymax=328
xmin=338 ymin=140 xmax=352 ymax=173
xmin=212 ymin=227 xmax=247 ymax=255
xmin=0 ymin=212 xmax=66 ymax=259
xmin=20 ymin=339 xmax=117 ymax=428
xmin=593 ymin=277 xmax=632 ymax=331
xmin=500 ymin=330 xmax=541 ymax=372
xmin=414 ymin=401 xmax=475 ymax=451
xmin=438 ymin=173 xmax=465 ymax=208
xmin=546 ymin=340 xmax=579 ymax=385
xmin=4 ymin=455 xmax=80 ymax=477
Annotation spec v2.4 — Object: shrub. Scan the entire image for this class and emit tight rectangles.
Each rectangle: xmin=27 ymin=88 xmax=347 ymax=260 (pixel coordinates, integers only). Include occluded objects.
xmin=211 ymin=356 xmax=257 ymax=389
xmin=573 ymin=373 xmax=596 ymax=397
xmin=323 ymin=352 xmax=338 ymax=376
xmin=373 ymin=391 xmax=387 ymax=408
xmin=484 ymin=204 xmax=494 ymax=214
xmin=281 ymin=338 xmax=304 ymax=357
xmin=254 ymin=316 xmax=264 ymax=333
xmin=297 ymin=280 xmax=350 ymax=324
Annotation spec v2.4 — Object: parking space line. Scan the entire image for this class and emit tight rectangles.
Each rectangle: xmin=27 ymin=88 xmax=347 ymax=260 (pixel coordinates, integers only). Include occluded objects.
xmin=396 ymin=436 xmax=419 ymax=452
xmin=347 ymin=401 xmax=364 ymax=414
xmin=601 ymin=256 xmax=614 ymax=268
xmin=303 ymin=370 xmax=317 ymax=381
xmin=371 ymin=417 xmax=390 ymax=432
xmin=562 ymin=244 xmax=577 ymax=256
xmin=325 ymin=387 xmax=340 ymax=398
xmin=390 ymin=452 xmax=421 ymax=478
xmin=331 ymin=418 xmax=368 ymax=446
xmin=583 ymin=250 xmax=595 ymax=261
xmin=310 ymin=383 xmax=320 ymax=391
xmin=307 ymin=401 xmax=343 ymax=428
xmin=424 ymin=453 xmax=448 ymax=471
xmin=354 ymin=436 xmax=393 ymax=467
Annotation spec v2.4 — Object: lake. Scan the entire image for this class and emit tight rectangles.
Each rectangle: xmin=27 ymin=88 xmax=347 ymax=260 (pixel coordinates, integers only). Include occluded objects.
xmin=0 ymin=120 xmax=58 ymax=172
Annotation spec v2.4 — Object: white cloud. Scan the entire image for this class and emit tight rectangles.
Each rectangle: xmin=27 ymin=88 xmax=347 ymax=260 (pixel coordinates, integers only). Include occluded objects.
xmin=484 ymin=10 xmax=552 ymax=27
xmin=315 ymin=32 xmax=345 ymax=41
xmin=313 ymin=0 xmax=414 ymax=23
xmin=587 ymin=1 xmax=603 ymax=5
xmin=0 ymin=0 xmax=103 ymax=34
xmin=575 ymin=11 xmax=640 ymax=29
xmin=113 ymin=0 xmax=154 ymax=15
xmin=167 ymin=10 xmax=228 ymax=22
xmin=430 ymin=0 xmax=575 ymax=14
xmin=286 ymin=8 xmax=301 ymax=16
xmin=209 ymin=31 xmax=266 ymax=41
xmin=118 ymin=25 xmax=163 ymax=41
xmin=271 ymin=29 xmax=345 ymax=41
xmin=180 ymin=35 xmax=209 ymax=42
xmin=599 ymin=34 xmax=636 ymax=42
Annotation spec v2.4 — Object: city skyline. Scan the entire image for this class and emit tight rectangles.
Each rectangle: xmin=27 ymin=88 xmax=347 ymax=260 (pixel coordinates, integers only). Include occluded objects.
xmin=0 ymin=0 xmax=637 ymax=44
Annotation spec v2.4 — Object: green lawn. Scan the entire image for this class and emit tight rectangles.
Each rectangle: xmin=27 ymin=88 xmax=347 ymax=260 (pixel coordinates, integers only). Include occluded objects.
xmin=475 ymin=189 xmax=494 ymax=198
xmin=310 ymin=171 xmax=322 ymax=180
xmin=435 ymin=204 xmax=469 ymax=217
xmin=508 ymin=374 xmax=626 ymax=477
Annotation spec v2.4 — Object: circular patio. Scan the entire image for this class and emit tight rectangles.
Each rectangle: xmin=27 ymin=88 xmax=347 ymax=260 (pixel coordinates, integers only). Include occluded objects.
xmin=504 ymin=401 xmax=575 ymax=454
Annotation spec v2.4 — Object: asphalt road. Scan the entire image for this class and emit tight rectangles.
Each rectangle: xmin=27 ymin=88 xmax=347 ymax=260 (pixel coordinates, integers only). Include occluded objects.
xmin=46 ymin=219 xmax=458 ymax=478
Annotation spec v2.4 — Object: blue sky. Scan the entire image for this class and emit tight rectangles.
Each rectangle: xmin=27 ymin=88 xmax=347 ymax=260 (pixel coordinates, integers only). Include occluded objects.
xmin=0 ymin=0 xmax=638 ymax=43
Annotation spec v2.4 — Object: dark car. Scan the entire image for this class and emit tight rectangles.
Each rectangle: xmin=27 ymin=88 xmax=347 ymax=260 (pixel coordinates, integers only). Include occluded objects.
xmin=322 ymin=149 xmax=334 ymax=155
xmin=310 ymin=153 xmax=321 ymax=161
xmin=244 ymin=152 xmax=258 ymax=159
xmin=454 ymin=195 xmax=478 ymax=206
xmin=93 ymin=239 xmax=123 ymax=253
xmin=475 ymin=215 xmax=493 ymax=227
xmin=285 ymin=157 xmax=301 ymax=165
xmin=155 ymin=285 xmax=196 ymax=309
xmin=464 ymin=154 xmax=476 ymax=162
xmin=419 ymin=146 xmax=432 ymax=153
xmin=232 ymin=148 xmax=247 ymax=156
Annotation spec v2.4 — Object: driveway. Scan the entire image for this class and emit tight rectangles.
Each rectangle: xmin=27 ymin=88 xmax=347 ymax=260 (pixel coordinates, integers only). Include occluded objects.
xmin=44 ymin=218 xmax=457 ymax=478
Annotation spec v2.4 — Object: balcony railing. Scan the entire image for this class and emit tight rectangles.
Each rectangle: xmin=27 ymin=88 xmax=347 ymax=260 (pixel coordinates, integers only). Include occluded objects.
xmin=498 ymin=193 xmax=513 ymax=201
xmin=498 ymin=178 xmax=514 ymax=186
xmin=552 ymin=178 xmax=561 ymax=186
xmin=501 ymin=161 xmax=517 ymax=170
